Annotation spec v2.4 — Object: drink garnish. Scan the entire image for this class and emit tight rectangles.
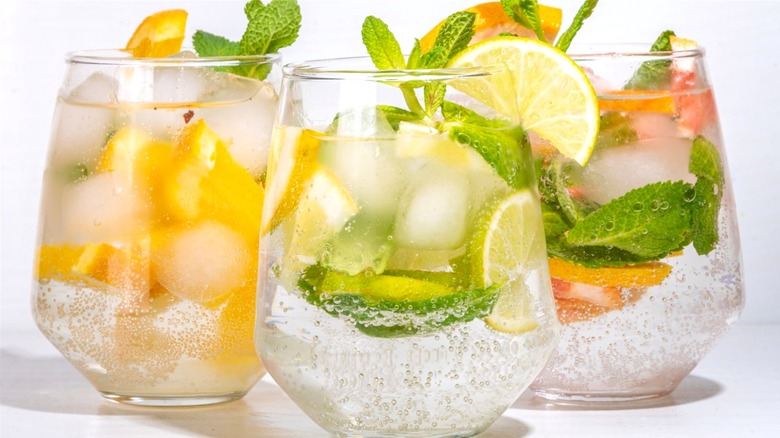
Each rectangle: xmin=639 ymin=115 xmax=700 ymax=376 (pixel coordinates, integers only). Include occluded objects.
xmin=192 ymin=0 xmax=301 ymax=79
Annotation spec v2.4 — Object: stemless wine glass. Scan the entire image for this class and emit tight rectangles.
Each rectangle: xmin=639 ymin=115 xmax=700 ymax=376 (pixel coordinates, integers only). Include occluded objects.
xmin=256 ymin=58 xmax=560 ymax=437
xmin=528 ymin=43 xmax=744 ymax=403
xmin=32 ymin=50 xmax=280 ymax=406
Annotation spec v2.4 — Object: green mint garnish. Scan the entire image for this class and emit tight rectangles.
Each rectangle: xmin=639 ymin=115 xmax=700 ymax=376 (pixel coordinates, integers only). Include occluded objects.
xmin=546 ymin=159 xmax=600 ymax=225
xmin=424 ymin=82 xmax=447 ymax=117
xmin=442 ymin=102 xmax=533 ymax=191
xmin=566 ymin=181 xmax=693 ymax=258
xmin=406 ymin=39 xmax=423 ymax=69
xmin=689 ymin=136 xmax=724 ymax=254
xmin=192 ymin=32 xmax=241 ymax=56
xmin=362 ymin=16 xmax=406 ymax=70
xmin=501 ymin=0 xmax=547 ymax=43
xmin=554 ymin=0 xmax=599 ymax=52
xmin=419 ymin=11 xmax=475 ymax=67
xmin=624 ymin=30 xmax=676 ymax=90
xmin=192 ymin=0 xmax=301 ymax=80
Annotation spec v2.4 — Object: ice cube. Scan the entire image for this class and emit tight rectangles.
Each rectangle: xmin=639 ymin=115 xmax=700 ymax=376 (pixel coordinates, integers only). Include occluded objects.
xmin=198 ymin=80 xmax=278 ymax=176
xmin=394 ymin=162 xmax=471 ymax=250
xmin=61 ymin=172 xmax=150 ymax=243
xmin=631 ymin=112 xmax=679 ymax=141
xmin=51 ymin=75 xmax=117 ymax=167
xmin=116 ymin=63 xmax=208 ymax=104
xmin=152 ymin=222 xmax=252 ymax=304
xmin=579 ymin=137 xmax=696 ymax=205
xmin=319 ymin=138 xmax=407 ymax=217
xmin=68 ymin=71 xmax=118 ymax=104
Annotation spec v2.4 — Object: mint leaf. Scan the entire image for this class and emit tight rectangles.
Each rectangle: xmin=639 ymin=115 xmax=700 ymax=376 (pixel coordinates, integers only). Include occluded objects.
xmin=192 ymin=31 xmax=241 ymax=57
xmin=406 ymin=38 xmax=422 ymax=69
xmin=441 ymin=101 xmax=510 ymax=129
xmin=597 ymin=112 xmax=638 ymax=148
xmin=193 ymin=1 xmax=301 ymax=80
xmin=548 ymin=159 xmax=600 ymax=224
xmin=501 ymin=0 xmax=546 ymax=42
xmin=244 ymin=0 xmax=266 ymax=20
xmin=325 ymin=105 xmax=401 ymax=137
xmin=322 ymin=213 xmax=396 ymax=276
xmin=624 ymin=30 xmax=676 ymax=90
xmin=298 ymin=265 xmax=500 ymax=338
xmin=547 ymin=236 xmax=661 ymax=268
xmin=240 ymin=0 xmax=302 ymax=55
xmin=442 ymin=101 xmax=533 ymax=190
xmin=362 ymin=16 xmax=406 ymax=70
xmin=424 ymin=82 xmax=446 ymax=117
xmin=555 ymin=0 xmax=599 ymax=52
xmin=566 ymin=181 xmax=694 ymax=258
xmin=420 ymin=11 xmax=475 ymax=68
xmin=378 ymin=105 xmax=423 ymax=129
xmin=689 ymin=136 xmax=724 ymax=254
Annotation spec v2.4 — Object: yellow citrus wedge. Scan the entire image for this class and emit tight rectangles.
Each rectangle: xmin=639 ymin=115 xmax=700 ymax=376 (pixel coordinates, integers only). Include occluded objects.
xmin=548 ymin=257 xmax=673 ymax=288
xmin=162 ymin=120 xmax=264 ymax=242
xmin=261 ymin=126 xmax=321 ymax=235
xmin=470 ymin=191 xmax=544 ymax=334
xmin=279 ymin=167 xmax=359 ymax=285
xmin=126 ymin=9 xmax=188 ymax=58
xmin=420 ymin=2 xmax=562 ymax=53
xmin=448 ymin=37 xmax=600 ymax=166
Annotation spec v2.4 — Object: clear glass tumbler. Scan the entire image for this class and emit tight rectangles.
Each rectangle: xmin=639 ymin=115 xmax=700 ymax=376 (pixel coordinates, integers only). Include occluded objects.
xmin=256 ymin=58 xmax=560 ymax=437
xmin=32 ymin=50 xmax=280 ymax=406
xmin=529 ymin=43 xmax=744 ymax=403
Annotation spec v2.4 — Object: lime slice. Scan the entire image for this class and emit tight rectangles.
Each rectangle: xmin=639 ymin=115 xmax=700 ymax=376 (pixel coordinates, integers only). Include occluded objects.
xmin=262 ymin=126 xmax=321 ymax=235
xmin=279 ymin=168 xmax=358 ymax=284
xmin=448 ymin=37 xmax=599 ymax=166
xmin=470 ymin=191 xmax=544 ymax=333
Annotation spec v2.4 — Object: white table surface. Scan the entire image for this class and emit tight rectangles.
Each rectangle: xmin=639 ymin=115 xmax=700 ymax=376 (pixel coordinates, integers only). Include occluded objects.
xmin=2 ymin=323 xmax=778 ymax=437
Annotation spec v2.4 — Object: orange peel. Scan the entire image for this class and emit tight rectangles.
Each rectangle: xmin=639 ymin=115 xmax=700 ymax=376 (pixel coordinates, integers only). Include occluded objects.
xmin=420 ymin=2 xmax=561 ymax=53
xmin=126 ymin=9 xmax=188 ymax=58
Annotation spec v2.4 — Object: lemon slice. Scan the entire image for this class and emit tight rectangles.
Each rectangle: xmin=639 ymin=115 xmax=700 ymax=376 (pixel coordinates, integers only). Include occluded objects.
xmin=470 ymin=191 xmax=544 ymax=333
xmin=262 ymin=127 xmax=321 ymax=235
xmin=280 ymin=168 xmax=358 ymax=285
xmin=448 ymin=37 xmax=599 ymax=166
xmin=126 ymin=9 xmax=188 ymax=58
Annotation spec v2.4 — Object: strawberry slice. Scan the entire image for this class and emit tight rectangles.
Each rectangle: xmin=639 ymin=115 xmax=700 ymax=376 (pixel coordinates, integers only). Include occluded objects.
xmin=670 ymin=36 xmax=717 ymax=136
xmin=551 ymin=277 xmax=623 ymax=309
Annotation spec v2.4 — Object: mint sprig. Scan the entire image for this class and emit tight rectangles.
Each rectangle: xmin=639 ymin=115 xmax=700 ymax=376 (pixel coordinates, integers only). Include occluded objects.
xmin=419 ymin=11 xmax=475 ymax=68
xmin=192 ymin=0 xmax=301 ymax=80
xmin=566 ymin=181 xmax=693 ymax=258
xmin=554 ymin=0 xmax=599 ymax=52
xmin=624 ymin=30 xmax=676 ymax=90
xmin=362 ymin=16 xmax=406 ymax=70
xmin=689 ymin=136 xmax=724 ymax=254
xmin=501 ymin=0 xmax=547 ymax=43
xmin=541 ymin=134 xmax=725 ymax=268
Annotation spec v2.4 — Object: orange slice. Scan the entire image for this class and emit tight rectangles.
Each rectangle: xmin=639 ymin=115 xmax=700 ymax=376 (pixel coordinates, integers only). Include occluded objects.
xmin=420 ymin=2 xmax=561 ymax=53
xmin=548 ymin=257 xmax=672 ymax=288
xmin=599 ymin=90 xmax=675 ymax=114
xmin=162 ymin=120 xmax=265 ymax=242
xmin=126 ymin=9 xmax=188 ymax=58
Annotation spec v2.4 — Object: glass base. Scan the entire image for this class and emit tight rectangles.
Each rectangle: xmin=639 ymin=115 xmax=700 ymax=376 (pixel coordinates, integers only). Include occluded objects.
xmin=100 ymin=391 xmax=247 ymax=407
xmin=532 ymin=388 xmax=674 ymax=405
xmin=332 ymin=429 xmax=485 ymax=438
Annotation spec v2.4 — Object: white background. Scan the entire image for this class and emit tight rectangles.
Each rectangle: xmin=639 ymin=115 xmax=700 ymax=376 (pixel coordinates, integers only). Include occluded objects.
xmin=2 ymin=0 xmax=779 ymax=331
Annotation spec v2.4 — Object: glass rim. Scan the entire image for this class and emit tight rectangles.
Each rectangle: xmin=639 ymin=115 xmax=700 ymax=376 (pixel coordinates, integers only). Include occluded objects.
xmin=283 ymin=55 xmax=506 ymax=81
xmin=567 ymin=42 xmax=705 ymax=61
xmin=64 ymin=48 xmax=281 ymax=67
